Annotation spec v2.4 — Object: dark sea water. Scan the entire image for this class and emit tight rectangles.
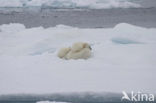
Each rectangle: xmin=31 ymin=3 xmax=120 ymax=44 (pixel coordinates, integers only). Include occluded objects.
xmin=0 ymin=93 xmax=120 ymax=103
xmin=0 ymin=93 xmax=155 ymax=103
xmin=0 ymin=7 xmax=156 ymax=28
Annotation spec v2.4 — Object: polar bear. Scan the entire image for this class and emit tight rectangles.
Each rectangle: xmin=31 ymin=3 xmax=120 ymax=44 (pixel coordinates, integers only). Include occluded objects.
xmin=57 ymin=47 xmax=71 ymax=58
xmin=57 ymin=42 xmax=92 ymax=60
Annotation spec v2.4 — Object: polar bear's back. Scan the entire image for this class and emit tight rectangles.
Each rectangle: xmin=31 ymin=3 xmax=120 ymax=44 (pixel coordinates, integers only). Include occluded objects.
xmin=71 ymin=42 xmax=84 ymax=52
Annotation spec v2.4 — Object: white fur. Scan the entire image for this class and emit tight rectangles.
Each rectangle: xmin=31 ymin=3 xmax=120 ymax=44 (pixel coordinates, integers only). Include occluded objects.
xmin=57 ymin=47 xmax=71 ymax=58
xmin=57 ymin=42 xmax=91 ymax=60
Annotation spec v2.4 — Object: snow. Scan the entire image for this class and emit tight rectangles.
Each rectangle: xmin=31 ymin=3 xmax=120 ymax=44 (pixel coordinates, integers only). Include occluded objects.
xmin=0 ymin=23 xmax=156 ymax=94
xmin=0 ymin=0 xmax=140 ymax=9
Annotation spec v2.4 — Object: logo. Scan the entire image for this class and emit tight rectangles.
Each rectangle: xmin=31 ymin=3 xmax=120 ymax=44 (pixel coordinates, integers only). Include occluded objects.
xmin=121 ymin=91 xmax=155 ymax=102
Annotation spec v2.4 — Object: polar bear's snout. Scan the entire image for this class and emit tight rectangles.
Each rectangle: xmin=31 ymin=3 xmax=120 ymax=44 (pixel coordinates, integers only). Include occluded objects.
xmin=89 ymin=46 xmax=92 ymax=50
xmin=57 ymin=42 xmax=92 ymax=60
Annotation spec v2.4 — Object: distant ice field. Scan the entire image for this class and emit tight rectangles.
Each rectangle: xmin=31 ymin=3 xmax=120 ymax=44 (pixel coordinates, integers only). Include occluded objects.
xmin=0 ymin=0 xmax=142 ymax=9
xmin=0 ymin=0 xmax=156 ymax=9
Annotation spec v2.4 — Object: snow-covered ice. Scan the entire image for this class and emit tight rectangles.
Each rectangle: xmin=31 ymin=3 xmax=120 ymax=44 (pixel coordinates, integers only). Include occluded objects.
xmin=0 ymin=23 xmax=156 ymax=94
xmin=0 ymin=0 xmax=140 ymax=9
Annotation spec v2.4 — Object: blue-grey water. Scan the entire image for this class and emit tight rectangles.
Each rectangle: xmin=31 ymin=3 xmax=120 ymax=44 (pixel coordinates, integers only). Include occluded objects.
xmin=0 ymin=92 xmax=134 ymax=103
xmin=0 ymin=92 xmax=155 ymax=103
xmin=0 ymin=7 xmax=156 ymax=28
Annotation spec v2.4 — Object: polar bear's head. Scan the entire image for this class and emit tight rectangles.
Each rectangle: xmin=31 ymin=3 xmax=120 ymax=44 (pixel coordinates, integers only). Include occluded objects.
xmin=83 ymin=43 xmax=92 ymax=50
